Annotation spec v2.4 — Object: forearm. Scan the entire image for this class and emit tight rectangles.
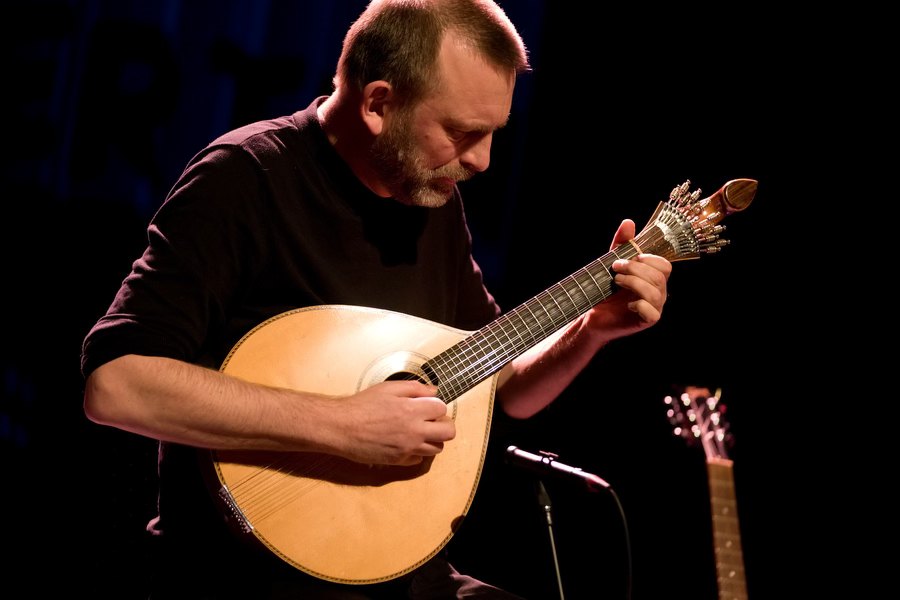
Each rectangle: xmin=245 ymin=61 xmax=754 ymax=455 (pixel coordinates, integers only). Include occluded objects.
xmin=496 ymin=250 xmax=671 ymax=419
xmin=83 ymin=354 xmax=341 ymax=452
xmin=496 ymin=314 xmax=606 ymax=419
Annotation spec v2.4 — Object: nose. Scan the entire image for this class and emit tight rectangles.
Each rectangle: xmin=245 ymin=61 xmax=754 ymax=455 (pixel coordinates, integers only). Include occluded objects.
xmin=460 ymin=133 xmax=492 ymax=174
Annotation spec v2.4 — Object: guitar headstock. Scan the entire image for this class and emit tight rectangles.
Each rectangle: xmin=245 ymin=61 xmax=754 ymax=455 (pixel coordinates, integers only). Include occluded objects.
xmin=664 ymin=386 xmax=733 ymax=461
xmin=635 ymin=178 xmax=757 ymax=262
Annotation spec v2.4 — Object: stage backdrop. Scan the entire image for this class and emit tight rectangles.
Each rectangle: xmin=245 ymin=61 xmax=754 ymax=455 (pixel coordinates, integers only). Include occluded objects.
xmin=3 ymin=1 xmax=817 ymax=598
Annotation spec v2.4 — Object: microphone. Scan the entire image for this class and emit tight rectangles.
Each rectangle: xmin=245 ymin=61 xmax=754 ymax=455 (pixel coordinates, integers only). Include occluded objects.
xmin=505 ymin=445 xmax=610 ymax=493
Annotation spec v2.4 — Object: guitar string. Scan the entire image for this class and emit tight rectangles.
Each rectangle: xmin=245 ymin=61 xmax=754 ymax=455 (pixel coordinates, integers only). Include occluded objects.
xmin=433 ymin=201 xmax=706 ymax=396
xmin=431 ymin=209 xmax=703 ymax=399
xmin=435 ymin=247 xmax=628 ymax=397
xmin=446 ymin=211 xmax=696 ymax=390
xmin=228 ymin=455 xmax=341 ymax=524
xmin=434 ymin=260 xmax=609 ymax=397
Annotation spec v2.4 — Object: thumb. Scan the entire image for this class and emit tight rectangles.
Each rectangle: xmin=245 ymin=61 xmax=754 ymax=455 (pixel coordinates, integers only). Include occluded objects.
xmin=610 ymin=218 xmax=636 ymax=250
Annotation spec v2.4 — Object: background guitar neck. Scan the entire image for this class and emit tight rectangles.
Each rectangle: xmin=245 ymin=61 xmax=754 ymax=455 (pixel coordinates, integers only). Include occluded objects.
xmin=707 ymin=457 xmax=748 ymax=600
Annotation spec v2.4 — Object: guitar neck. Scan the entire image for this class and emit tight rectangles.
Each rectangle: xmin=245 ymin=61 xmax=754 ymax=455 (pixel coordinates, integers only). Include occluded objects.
xmin=425 ymin=178 xmax=759 ymax=403
xmin=707 ymin=457 xmax=749 ymax=600
xmin=426 ymin=241 xmax=640 ymax=402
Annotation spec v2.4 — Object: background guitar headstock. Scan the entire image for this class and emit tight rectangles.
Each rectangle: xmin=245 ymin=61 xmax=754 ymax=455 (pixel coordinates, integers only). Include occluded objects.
xmin=664 ymin=386 xmax=734 ymax=462
xmin=665 ymin=386 xmax=749 ymax=599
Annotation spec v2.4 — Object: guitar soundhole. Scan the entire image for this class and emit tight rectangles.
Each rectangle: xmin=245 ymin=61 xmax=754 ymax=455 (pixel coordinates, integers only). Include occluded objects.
xmin=358 ymin=351 xmax=435 ymax=389
xmin=359 ymin=356 xmax=454 ymax=416
xmin=386 ymin=370 xmax=430 ymax=384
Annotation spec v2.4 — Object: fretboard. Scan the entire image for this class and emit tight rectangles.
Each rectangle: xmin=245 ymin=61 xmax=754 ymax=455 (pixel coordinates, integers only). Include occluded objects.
xmin=707 ymin=457 xmax=748 ymax=600
xmin=425 ymin=242 xmax=641 ymax=402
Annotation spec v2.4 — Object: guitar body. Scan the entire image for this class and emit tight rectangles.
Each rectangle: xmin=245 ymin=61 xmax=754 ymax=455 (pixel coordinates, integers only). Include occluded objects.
xmin=210 ymin=304 xmax=496 ymax=584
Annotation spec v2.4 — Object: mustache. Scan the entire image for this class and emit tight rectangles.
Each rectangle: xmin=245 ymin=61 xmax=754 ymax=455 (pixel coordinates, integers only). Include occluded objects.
xmin=434 ymin=164 xmax=474 ymax=183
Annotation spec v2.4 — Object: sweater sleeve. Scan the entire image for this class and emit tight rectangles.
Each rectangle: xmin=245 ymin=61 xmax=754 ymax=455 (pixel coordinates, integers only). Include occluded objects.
xmin=80 ymin=146 xmax=270 ymax=378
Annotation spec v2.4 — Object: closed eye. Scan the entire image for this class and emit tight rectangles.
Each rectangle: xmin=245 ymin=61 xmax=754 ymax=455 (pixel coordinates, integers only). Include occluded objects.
xmin=447 ymin=128 xmax=468 ymax=143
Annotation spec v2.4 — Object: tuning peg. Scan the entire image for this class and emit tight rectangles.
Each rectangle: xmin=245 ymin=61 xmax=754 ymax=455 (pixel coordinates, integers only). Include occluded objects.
xmin=724 ymin=432 xmax=736 ymax=449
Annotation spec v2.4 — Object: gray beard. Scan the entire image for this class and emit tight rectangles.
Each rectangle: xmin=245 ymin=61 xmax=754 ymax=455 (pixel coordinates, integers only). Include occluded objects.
xmin=370 ymin=116 xmax=470 ymax=208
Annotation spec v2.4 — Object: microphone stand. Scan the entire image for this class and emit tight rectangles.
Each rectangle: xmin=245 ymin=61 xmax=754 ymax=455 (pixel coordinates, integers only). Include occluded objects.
xmin=535 ymin=479 xmax=566 ymax=600
xmin=508 ymin=446 xmax=631 ymax=599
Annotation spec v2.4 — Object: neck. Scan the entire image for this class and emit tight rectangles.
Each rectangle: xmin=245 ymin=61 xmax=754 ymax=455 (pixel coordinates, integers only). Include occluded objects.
xmin=317 ymin=92 xmax=390 ymax=198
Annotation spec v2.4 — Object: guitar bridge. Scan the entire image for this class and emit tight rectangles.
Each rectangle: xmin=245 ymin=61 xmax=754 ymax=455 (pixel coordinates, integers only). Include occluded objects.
xmin=217 ymin=485 xmax=253 ymax=533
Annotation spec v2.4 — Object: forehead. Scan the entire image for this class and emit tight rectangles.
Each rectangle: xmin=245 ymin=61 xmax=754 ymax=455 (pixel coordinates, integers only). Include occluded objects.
xmin=416 ymin=33 xmax=515 ymax=131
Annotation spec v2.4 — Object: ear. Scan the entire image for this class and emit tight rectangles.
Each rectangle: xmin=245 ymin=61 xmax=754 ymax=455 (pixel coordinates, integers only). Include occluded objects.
xmin=360 ymin=80 xmax=393 ymax=136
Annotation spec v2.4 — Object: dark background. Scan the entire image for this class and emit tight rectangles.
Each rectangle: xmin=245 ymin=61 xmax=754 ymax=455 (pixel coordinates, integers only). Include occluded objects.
xmin=3 ymin=1 xmax=833 ymax=598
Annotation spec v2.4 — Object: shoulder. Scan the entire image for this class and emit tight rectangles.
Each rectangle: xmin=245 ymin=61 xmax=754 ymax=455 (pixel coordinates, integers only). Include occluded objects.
xmin=204 ymin=99 xmax=324 ymax=161
xmin=209 ymin=115 xmax=298 ymax=156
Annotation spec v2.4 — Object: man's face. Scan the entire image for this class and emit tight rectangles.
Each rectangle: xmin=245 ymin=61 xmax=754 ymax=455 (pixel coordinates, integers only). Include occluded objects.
xmin=370 ymin=104 xmax=465 ymax=208
xmin=371 ymin=32 xmax=515 ymax=208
